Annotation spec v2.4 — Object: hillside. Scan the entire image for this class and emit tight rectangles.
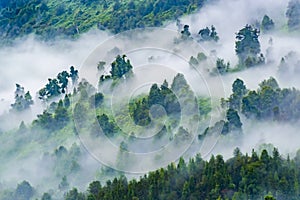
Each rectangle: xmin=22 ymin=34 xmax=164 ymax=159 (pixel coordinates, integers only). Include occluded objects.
xmin=0 ymin=0 xmax=207 ymax=43
xmin=1 ymin=0 xmax=300 ymax=200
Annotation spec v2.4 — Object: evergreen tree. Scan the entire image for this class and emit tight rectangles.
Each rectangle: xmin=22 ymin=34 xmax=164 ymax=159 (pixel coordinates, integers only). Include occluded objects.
xmin=110 ymin=55 xmax=133 ymax=79
xmin=11 ymin=84 xmax=33 ymax=112
xmin=70 ymin=66 xmax=79 ymax=86
xmin=216 ymin=58 xmax=230 ymax=75
xmin=226 ymin=108 xmax=242 ymax=131
xmin=54 ymin=100 xmax=69 ymax=129
xmin=57 ymin=70 xmax=70 ymax=93
xmin=235 ymin=25 xmax=264 ymax=67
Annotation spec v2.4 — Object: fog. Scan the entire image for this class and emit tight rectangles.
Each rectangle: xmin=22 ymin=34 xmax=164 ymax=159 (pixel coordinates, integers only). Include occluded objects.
xmin=1 ymin=0 xmax=300 ymax=198
xmin=200 ymin=120 xmax=300 ymax=161
xmin=0 ymin=30 xmax=110 ymax=115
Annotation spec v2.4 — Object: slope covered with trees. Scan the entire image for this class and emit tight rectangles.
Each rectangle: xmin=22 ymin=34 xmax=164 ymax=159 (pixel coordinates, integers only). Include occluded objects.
xmin=0 ymin=0 xmax=209 ymax=43
xmin=60 ymin=148 xmax=300 ymax=200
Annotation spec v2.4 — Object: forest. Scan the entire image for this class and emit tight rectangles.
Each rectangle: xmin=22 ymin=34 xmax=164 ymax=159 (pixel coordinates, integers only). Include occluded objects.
xmin=0 ymin=0 xmax=300 ymax=200
xmin=0 ymin=0 xmax=208 ymax=43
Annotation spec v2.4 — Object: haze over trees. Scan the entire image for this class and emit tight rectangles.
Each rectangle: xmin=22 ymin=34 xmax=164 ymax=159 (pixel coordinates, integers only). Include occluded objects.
xmin=1 ymin=1 xmax=300 ymax=200
xmin=62 ymin=148 xmax=300 ymax=200
xmin=261 ymin=15 xmax=275 ymax=32
xmin=235 ymin=25 xmax=265 ymax=68
xmin=10 ymin=84 xmax=33 ymax=112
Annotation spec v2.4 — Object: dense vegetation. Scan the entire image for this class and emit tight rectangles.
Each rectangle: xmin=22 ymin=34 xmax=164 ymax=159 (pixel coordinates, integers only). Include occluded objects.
xmin=1 ymin=1 xmax=300 ymax=199
xmin=223 ymin=77 xmax=300 ymax=122
xmin=10 ymin=84 xmax=34 ymax=112
xmin=0 ymin=0 xmax=208 ymax=43
xmin=3 ymin=54 xmax=300 ymax=199
xmin=57 ymin=148 xmax=300 ymax=200
xmin=203 ymin=76 xmax=300 ymax=137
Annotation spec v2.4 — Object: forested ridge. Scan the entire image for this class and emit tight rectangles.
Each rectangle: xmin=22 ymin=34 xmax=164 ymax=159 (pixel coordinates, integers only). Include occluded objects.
xmin=62 ymin=148 xmax=300 ymax=200
xmin=0 ymin=0 xmax=208 ymax=43
xmin=1 ymin=0 xmax=300 ymax=200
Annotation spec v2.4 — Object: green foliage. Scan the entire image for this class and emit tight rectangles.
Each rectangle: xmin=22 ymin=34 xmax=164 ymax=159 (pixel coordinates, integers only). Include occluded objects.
xmin=226 ymin=108 xmax=242 ymax=131
xmin=189 ymin=52 xmax=207 ymax=67
xmin=33 ymin=99 xmax=70 ymax=131
xmin=286 ymin=0 xmax=300 ymax=31
xmin=65 ymin=148 xmax=300 ymax=200
xmin=64 ymin=94 xmax=71 ymax=108
xmin=219 ymin=77 xmax=300 ymax=121
xmin=74 ymin=102 xmax=88 ymax=129
xmin=110 ymin=55 xmax=133 ymax=80
xmin=11 ymin=84 xmax=33 ymax=112
xmin=100 ymin=55 xmax=133 ymax=83
xmin=130 ymin=96 xmax=151 ymax=126
xmin=260 ymin=77 xmax=279 ymax=90
xmin=39 ymin=66 xmax=78 ymax=101
xmin=227 ymin=78 xmax=248 ymax=111
xmin=235 ymin=25 xmax=264 ymax=68
xmin=88 ymin=181 xmax=101 ymax=198
xmin=65 ymin=188 xmax=85 ymax=200
xmin=33 ymin=110 xmax=55 ymax=131
xmin=204 ymin=107 xmax=242 ymax=136
xmin=198 ymin=97 xmax=212 ymax=117
xmin=129 ymin=77 xmax=183 ymax=126
xmin=57 ymin=71 xmax=70 ymax=93
xmin=89 ymin=92 xmax=104 ymax=108
xmin=96 ymin=114 xmax=118 ymax=137
xmin=265 ymin=194 xmax=276 ymax=200
xmin=0 ymin=0 xmax=208 ymax=43
xmin=53 ymin=144 xmax=81 ymax=178
xmin=70 ymin=66 xmax=79 ymax=86
xmin=215 ymin=58 xmax=230 ymax=75
xmin=54 ymin=100 xmax=70 ymax=129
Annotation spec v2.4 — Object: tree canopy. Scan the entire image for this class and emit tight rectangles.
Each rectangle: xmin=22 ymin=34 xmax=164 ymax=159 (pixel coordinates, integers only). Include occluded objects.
xmin=235 ymin=25 xmax=264 ymax=68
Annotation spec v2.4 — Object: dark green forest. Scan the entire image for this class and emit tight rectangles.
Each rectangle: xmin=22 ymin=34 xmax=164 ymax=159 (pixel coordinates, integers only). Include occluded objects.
xmin=62 ymin=148 xmax=300 ymax=200
xmin=8 ymin=148 xmax=300 ymax=200
xmin=1 ymin=0 xmax=300 ymax=200
xmin=0 ymin=0 xmax=208 ymax=42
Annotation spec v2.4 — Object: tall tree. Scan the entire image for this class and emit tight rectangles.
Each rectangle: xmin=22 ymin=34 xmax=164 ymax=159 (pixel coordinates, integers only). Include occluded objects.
xmin=70 ymin=66 xmax=79 ymax=86
xmin=110 ymin=55 xmax=133 ymax=79
xmin=57 ymin=70 xmax=70 ymax=93
xmin=228 ymin=79 xmax=247 ymax=110
xmin=54 ymin=100 xmax=69 ymax=129
xmin=11 ymin=84 xmax=33 ymax=112
xmin=235 ymin=25 xmax=264 ymax=67
xmin=181 ymin=24 xmax=191 ymax=40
